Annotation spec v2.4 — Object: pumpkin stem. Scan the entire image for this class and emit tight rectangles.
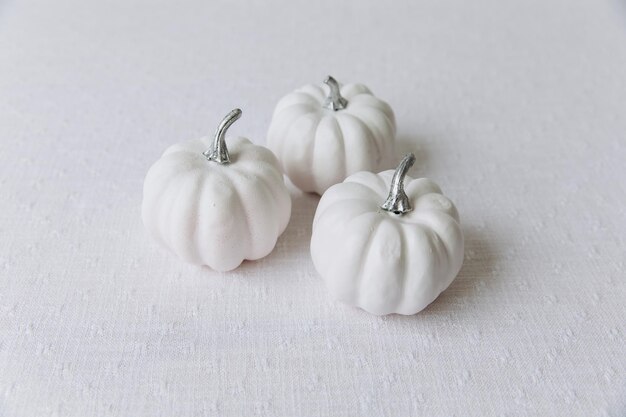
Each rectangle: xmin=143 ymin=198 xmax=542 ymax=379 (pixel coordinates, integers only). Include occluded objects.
xmin=203 ymin=108 xmax=242 ymax=164
xmin=381 ymin=153 xmax=416 ymax=215
xmin=323 ymin=76 xmax=348 ymax=111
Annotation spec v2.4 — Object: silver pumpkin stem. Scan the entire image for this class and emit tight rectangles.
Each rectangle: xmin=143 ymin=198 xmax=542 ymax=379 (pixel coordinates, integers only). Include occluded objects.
xmin=381 ymin=153 xmax=416 ymax=215
xmin=323 ymin=76 xmax=348 ymax=111
xmin=203 ymin=108 xmax=242 ymax=164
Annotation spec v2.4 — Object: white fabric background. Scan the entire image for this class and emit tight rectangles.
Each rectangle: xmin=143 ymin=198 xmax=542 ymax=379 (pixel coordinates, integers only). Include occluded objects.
xmin=1 ymin=0 xmax=625 ymax=415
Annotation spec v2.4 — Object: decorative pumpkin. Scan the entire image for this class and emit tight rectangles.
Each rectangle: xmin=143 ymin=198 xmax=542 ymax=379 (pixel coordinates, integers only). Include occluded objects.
xmin=267 ymin=76 xmax=396 ymax=195
xmin=142 ymin=109 xmax=291 ymax=271
xmin=310 ymin=154 xmax=464 ymax=315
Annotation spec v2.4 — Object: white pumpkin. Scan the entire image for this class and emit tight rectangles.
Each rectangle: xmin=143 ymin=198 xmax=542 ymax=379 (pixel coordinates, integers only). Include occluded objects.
xmin=310 ymin=154 xmax=464 ymax=315
xmin=142 ymin=109 xmax=291 ymax=271
xmin=267 ymin=76 xmax=396 ymax=195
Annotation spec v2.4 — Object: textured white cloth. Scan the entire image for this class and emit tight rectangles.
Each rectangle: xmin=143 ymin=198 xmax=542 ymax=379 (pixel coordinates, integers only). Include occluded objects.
xmin=1 ymin=0 xmax=625 ymax=416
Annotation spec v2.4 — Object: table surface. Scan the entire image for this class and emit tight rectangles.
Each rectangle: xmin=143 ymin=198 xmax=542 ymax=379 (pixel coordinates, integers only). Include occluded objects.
xmin=1 ymin=0 xmax=625 ymax=416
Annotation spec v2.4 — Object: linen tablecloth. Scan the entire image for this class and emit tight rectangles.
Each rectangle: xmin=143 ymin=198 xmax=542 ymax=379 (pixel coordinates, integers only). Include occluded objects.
xmin=1 ymin=0 xmax=625 ymax=415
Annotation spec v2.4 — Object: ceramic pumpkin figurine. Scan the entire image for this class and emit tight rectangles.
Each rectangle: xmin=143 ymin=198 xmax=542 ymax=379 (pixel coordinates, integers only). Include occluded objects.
xmin=142 ymin=109 xmax=291 ymax=271
xmin=267 ymin=76 xmax=396 ymax=195
xmin=310 ymin=153 xmax=464 ymax=315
